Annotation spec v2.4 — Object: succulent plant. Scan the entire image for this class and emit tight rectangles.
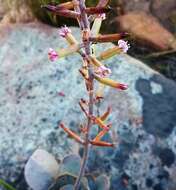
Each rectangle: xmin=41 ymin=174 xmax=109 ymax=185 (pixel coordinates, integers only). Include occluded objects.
xmin=25 ymin=149 xmax=111 ymax=190
xmin=43 ymin=0 xmax=129 ymax=188
xmin=25 ymin=0 xmax=130 ymax=189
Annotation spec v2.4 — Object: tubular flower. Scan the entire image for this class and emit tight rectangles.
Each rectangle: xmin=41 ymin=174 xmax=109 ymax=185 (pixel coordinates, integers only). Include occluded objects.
xmin=94 ymin=74 xmax=128 ymax=90
xmin=59 ymin=26 xmax=78 ymax=45
xmin=59 ymin=123 xmax=84 ymax=144
xmin=118 ymin=40 xmax=130 ymax=53
xmin=56 ymin=2 xmax=74 ymax=10
xmin=59 ymin=26 xmax=72 ymax=38
xmin=91 ymin=116 xmax=110 ymax=131
xmin=48 ymin=48 xmax=58 ymax=61
xmin=90 ymin=140 xmax=114 ymax=147
xmin=95 ymin=65 xmax=111 ymax=78
xmin=93 ymin=124 xmax=112 ymax=141
xmin=97 ymin=46 xmax=122 ymax=60
xmin=100 ymin=106 xmax=112 ymax=121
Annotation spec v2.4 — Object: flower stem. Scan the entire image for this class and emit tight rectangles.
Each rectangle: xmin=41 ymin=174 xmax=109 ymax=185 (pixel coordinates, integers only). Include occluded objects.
xmin=74 ymin=0 xmax=94 ymax=189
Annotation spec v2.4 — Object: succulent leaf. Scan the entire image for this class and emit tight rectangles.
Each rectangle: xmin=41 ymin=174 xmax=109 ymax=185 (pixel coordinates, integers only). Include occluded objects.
xmin=59 ymin=154 xmax=81 ymax=176
xmin=95 ymin=174 xmax=110 ymax=190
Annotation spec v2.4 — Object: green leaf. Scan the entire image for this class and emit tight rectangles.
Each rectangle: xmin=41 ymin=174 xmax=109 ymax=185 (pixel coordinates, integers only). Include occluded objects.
xmin=49 ymin=174 xmax=89 ymax=190
xmin=60 ymin=184 xmax=74 ymax=190
xmin=0 ymin=179 xmax=16 ymax=190
xmin=95 ymin=175 xmax=110 ymax=190
xmin=59 ymin=154 xmax=81 ymax=177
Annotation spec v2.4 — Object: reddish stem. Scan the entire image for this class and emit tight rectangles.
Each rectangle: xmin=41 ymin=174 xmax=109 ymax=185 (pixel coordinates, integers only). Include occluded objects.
xmin=74 ymin=0 xmax=94 ymax=189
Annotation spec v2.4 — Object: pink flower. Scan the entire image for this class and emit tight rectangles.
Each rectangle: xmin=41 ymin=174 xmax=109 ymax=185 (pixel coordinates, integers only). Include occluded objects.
xmin=97 ymin=13 xmax=106 ymax=20
xmin=95 ymin=65 xmax=111 ymax=78
xmin=59 ymin=26 xmax=71 ymax=38
xmin=118 ymin=40 xmax=130 ymax=53
xmin=48 ymin=48 xmax=58 ymax=62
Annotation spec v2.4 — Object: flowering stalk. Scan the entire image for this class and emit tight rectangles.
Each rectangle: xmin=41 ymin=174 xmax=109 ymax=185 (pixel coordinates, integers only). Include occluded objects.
xmin=73 ymin=1 xmax=93 ymax=189
xmin=45 ymin=0 xmax=130 ymax=189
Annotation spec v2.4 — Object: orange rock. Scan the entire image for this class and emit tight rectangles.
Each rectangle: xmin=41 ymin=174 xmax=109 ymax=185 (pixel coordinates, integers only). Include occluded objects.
xmin=117 ymin=12 xmax=176 ymax=50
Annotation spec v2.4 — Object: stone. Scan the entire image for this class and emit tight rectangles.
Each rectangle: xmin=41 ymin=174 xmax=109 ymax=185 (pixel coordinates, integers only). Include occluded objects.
xmin=0 ymin=1 xmax=35 ymax=25
xmin=115 ymin=0 xmax=176 ymax=33
xmin=0 ymin=22 xmax=176 ymax=190
xmin=117 ymin=12 xmax=176 ymax=50
xmin=120 ymin=0 xmax=151 ymax=13
xmin=0 ymin=0 xmax=8 ymax=20
xmin=150 ymin=0 xmax=176 ymax=31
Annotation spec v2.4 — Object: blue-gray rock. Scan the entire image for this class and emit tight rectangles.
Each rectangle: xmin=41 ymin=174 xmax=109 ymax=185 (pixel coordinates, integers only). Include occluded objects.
xmin=0 ymin=22 xmax=176 ymax=190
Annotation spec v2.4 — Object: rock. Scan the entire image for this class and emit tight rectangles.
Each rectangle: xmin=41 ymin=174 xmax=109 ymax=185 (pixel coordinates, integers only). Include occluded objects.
xmin=0 ymin=1 xmax=35 ymax=25
xmin=0 ymin=22 xmax=176 ymax=190
xmin=1 ymin=7 xmax=35 ymax=25
xmin=0 ymin=0 xmax=8 ymax=20
xmin=115 ymin=0 xmax=176 ymax=33
xmin=150 ymin=0 xmax=176 ymax=24
xmin=117 ymin=12 xmax=176 ymax=50
xmin=120 ymin=0 xmax=151 ymax=13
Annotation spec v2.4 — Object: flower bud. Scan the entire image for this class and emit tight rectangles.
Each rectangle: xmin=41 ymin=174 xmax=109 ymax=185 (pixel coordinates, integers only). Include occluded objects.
xmin=60 ymin=123 xmax=84 ymax=144
xmin=90 ymin=140 xmax=114 ymax=147
xmin=94 ymin=75 xmax=128 ymax=90
xmin=90 ymin=33 xmax=129 ymax=43
xmin=56 ymin=2 xmax=74 ymax=10
xmin=42 ymin=5 xmax=80 ymax=19
xmin=85 ymin=7 xmax=111 ymax=14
